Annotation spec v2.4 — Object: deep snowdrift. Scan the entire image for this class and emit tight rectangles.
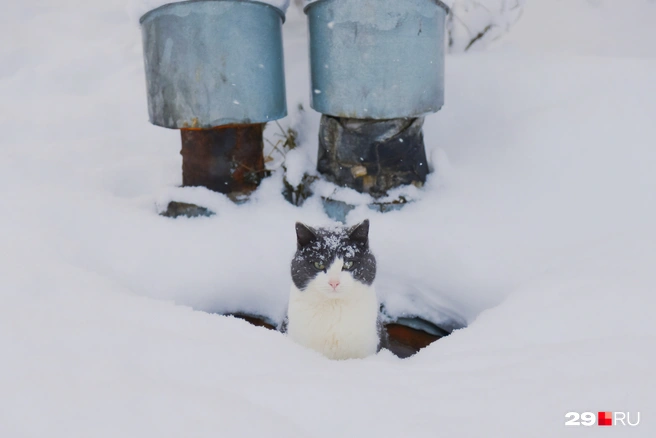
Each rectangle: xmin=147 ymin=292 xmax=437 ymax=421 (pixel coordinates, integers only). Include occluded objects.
xmin=1 ymin=0 xmax=655 ymax=436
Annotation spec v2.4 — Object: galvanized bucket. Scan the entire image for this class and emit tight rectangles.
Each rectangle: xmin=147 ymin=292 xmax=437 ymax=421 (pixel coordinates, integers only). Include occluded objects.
xmin=140 ymin=0 xmax=287 ymax=129
xmin=305 ymin=0 xmax=448 ymax=119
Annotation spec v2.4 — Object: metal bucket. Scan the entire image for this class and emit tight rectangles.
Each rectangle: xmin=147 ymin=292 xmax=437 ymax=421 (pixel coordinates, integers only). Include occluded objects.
xmin=140 ymin=0 xmax=287 ymax=129
xmin=305 ymin=0 xmax=448 ymax=119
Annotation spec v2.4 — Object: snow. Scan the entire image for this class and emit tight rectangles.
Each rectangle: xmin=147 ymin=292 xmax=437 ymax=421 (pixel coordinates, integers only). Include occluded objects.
xmin=128 ymin=0 xmax=291 ymax=21
xmin=280 ymin=147 xmax=312 ymax=187
xmin=2 ymin=0 xmax=656 ymax=436
xmin=448 ymin=0 xmax=527 ymax=52
xmin=498 ymin=0 xmax=656 ymax=58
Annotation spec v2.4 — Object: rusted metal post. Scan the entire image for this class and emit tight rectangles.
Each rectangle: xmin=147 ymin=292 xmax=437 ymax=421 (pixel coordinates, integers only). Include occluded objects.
xmin=139 ymin=0 xmax=287 ymax=211
xmin=180 ymin=124 xmax=266 ymax=199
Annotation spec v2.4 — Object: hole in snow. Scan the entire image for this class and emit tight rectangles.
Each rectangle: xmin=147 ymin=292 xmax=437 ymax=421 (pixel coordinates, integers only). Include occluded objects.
xmin=223 ymin=312 xmax=465 ymax=359
xmin=383 ymin=316 xmax=464 ymax=359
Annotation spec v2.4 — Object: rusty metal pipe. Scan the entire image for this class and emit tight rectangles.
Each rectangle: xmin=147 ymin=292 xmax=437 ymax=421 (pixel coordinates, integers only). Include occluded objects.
xmin=180 ymin=124 xmax=267 ymax=199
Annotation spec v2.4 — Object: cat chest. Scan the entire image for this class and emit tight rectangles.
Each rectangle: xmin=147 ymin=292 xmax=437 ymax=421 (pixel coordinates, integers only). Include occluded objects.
xmin=287 ymin=288 xmax=379 ymax=359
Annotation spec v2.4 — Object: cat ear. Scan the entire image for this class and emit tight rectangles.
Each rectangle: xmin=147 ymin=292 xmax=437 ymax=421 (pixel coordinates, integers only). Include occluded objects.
xmin=348 ymin=219 xmax=369 ymax=244
xmin=295 ymin=222 xmax=317 ymax=249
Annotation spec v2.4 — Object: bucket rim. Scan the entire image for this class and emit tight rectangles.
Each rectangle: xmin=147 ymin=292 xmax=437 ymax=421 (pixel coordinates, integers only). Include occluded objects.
xmin=140 ymin=0 xmax=286 ymax=25
xmin=303 ymin=0 xmax=450 ymax=15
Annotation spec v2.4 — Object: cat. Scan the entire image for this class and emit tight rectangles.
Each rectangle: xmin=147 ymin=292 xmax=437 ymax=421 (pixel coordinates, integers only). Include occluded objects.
xmin=286 ymin=219 xmax=381 ymax=360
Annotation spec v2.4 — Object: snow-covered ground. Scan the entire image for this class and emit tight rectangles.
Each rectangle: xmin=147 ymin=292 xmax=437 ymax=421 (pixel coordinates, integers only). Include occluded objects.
xmin=1 ymin=0 xmax=655 ymax=436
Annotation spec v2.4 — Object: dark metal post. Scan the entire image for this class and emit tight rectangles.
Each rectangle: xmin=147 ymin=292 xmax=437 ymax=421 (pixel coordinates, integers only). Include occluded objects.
xmin=317 ymin=116 xmax=429 ymax=197
xmin=305 ymin=0 xmax=449 ymax=198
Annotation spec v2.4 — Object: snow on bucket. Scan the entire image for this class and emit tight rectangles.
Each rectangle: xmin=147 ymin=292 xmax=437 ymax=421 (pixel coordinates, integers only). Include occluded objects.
xmin=305 ymin=0 xmax=448 ymax=119
xmin=140 ymin=0 xmax=287 ymax=129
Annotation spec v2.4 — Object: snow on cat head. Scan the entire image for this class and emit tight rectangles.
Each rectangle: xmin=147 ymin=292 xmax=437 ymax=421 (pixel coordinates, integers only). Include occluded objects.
xmin=287 ymin=221 xmax=379 ymax=360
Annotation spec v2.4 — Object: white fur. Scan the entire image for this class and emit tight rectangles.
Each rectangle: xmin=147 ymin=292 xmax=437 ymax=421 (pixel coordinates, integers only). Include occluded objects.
xmin=287 ymin=258 xmax=379 ymax=360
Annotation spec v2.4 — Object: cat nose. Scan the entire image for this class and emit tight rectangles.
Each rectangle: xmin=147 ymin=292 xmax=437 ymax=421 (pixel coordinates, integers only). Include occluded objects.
xmin=329 ymin=279 xmax=340 ymax=290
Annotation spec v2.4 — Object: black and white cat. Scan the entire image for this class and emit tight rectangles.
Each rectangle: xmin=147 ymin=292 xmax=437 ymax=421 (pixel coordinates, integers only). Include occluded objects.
xmin=287 ymin=220 xmax=380 ymax=360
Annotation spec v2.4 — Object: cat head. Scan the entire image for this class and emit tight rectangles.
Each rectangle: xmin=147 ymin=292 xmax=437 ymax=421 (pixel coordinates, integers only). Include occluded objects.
xmin=291 ymin=220 xmax=376 ymax=296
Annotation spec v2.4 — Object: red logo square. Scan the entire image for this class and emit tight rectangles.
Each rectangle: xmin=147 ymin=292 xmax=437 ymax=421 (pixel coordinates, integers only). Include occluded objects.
xmin=598 ymin=412 xmax=613 ymax=426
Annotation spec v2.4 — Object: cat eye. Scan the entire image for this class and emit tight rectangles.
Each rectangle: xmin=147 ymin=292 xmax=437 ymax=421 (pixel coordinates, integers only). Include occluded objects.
xmin=343 ymin=260 xmax=354 ymax=270
xmin=313 ymin=261 xmax=325 ymax=270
